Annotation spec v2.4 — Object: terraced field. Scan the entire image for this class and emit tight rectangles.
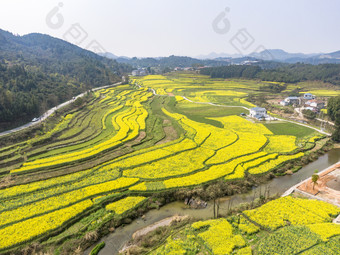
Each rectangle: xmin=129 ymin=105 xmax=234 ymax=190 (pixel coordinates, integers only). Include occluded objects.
xmin=0 ymin=74 xmax=326 ymax=252
xmin=152 ymin=196 xmax=340 ymax=255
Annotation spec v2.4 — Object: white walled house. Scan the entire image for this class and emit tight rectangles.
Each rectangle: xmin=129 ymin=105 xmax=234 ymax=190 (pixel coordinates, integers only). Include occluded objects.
xmin=250 ymin=107 xmax=267 ymax=119
xmin=310 ymin=100 xmax=325 ymax=109
xmin=131 ymin=70 xmax=139 ymax=76
xmin=303 ymin=93 xmax=315 ymax=100
xmin=284 ymin=96 xmax=301 ymax=105
xmin=280 ymin=100 xmax=289 ymax=106
xmin=132 ymin=68 xmax=147 ymax=76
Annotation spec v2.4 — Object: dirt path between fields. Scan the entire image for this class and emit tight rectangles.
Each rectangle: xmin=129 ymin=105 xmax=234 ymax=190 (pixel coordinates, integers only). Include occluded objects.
xmin=118 ymin=215 xmax=188 ymax=254
xmin=131 ymin=215 xmax=188 ymax=240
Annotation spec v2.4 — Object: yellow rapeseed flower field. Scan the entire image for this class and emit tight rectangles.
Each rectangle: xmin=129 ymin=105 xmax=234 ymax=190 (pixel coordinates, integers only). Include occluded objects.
xmin=244 ymin=196 xmax=340 ymax=230
xmin=0 ymin=200 xmax=93 ymax=250
xmin=0 ymin=75 xmax=327 ymax=250
xmin=192 ymin=218 xmax=245 ymax=254
xmin=105 ymin=196 xmax=146 ymax=214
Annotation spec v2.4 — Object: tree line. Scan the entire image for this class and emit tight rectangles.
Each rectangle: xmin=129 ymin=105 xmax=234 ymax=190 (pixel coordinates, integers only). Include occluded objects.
xmin=327 ymin=96 xmax=340 ymax=141
xmin=200 ymin=63 xmax=340 ymax=85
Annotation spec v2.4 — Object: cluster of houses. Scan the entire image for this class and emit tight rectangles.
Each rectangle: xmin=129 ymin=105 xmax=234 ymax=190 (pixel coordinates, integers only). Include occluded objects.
xmin=279 ymin=93 xmax=325 ymax=112
xmin=131 ymin=68 xmax=147 ymax=76
xmin=248 ymin=92 xmax=326 ymax=121
xmin=174 ymin=67 xmax=193 ymax=71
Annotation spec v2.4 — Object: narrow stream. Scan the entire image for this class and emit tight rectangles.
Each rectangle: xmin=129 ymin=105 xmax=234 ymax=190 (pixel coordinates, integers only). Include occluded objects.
xmin=85 ymin=148 xmax=340 ymax=255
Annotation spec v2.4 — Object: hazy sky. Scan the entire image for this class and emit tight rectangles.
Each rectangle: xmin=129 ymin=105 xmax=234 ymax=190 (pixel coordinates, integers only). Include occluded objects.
xmin=0 ymin=0 xmax=339 ymax=57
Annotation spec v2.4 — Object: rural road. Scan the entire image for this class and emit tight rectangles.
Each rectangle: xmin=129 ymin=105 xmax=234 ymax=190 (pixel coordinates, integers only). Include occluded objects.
xmin=295 ymin=107 xmax=334 ymax=127
xmin=0 ymin=82 xmax=122 ymax=138
xmin=316 ymin=118 xmax=335 ymax=126
xmin=294 ymin=107 xmax=304 ymax=119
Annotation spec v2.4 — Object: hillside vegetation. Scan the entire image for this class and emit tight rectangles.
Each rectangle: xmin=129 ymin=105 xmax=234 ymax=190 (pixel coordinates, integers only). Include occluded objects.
xmin=0 ymin=29 xmax=131 ymax=129
xmin=201 ymin=63 xmax=340 ymax=85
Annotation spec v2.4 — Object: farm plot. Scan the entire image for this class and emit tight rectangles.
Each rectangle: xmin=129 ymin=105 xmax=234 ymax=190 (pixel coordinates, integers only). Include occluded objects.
xmin=152 ymin=196 xmax=340 ymax=255
xmin=243 ymin=196 xmax=340 ymax=230
xmin=153 ymin=218 xmax=246 ymax=255
xmin=0 ymin=74 xmax=326 ymax=252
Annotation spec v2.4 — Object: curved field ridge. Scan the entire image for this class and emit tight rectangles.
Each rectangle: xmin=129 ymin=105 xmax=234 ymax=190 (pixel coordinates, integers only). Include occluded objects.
xmin=0 ymin=74 xmax=323 ymax=251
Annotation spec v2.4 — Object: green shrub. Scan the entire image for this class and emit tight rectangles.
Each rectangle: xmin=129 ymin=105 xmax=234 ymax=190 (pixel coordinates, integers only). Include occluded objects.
xmin=90 ymin=241 xmax=105 ymax=255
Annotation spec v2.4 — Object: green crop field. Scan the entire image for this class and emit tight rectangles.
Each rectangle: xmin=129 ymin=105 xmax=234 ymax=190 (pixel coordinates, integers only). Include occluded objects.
xmin=0 ymin=74 xmax=328 ymax=253
xmin=264 ymin=122 xmax=316 ymax=138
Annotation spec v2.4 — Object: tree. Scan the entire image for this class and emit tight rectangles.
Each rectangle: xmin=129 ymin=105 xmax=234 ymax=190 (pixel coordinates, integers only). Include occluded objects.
xmin=311 ymin=170 xmax=319 ymax=190
xmin=332 ymin=126 xmax=340 ymax=141
xmin=328 ymin=96 xmax=340 ymax=141
xmin=73 ymin=97 xmax=84 ymax=107
xmin=328 ymin=96 xmax=340 ymax=121
xmin=161 ymin=67 xmax=171 ymax=74
xmin=206 ymin=183 xmax=224 ymax=218
xmin=302 ymin=109 xmax=316 ymax=119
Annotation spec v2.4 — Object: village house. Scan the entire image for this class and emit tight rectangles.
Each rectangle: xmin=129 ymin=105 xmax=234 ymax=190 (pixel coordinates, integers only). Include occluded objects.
xmin=308 ymin=100 xmax=325 ymax=109
xmin=279 ymin=100 xmax=289 ymax=106
xmin=132 ymin=68 xmax=147 ymax=76
xmin=303 ymin=93 xmax=316 ymax=100
xmin=284 ymin=96 xmax=301 ymax=106
xmin=305 ymin=106 xmax=318 ymax=112
xmin=250 ymin=107 xmax=267 ymax=120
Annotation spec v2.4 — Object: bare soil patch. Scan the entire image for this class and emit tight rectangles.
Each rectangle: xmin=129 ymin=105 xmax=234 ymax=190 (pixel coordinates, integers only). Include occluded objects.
xmin=327 ymin=178 xmax=340 ymax=191
xmin=155 ymin=120 xmax=178 ymax=145
xmin=125 ymin=131 xmax=146 ymax=147
xmin=297 ymin=167 xmax=340 ymax=205
xmin=155 ymin=126 xmax=177 ymax=145
xmin=132 ymin=215 xmax=188 ymax=240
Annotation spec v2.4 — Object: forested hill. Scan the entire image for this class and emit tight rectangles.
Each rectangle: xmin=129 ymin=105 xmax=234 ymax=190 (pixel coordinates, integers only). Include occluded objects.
xmin=111 ymin=55 xmax=245 ymax=69
xmin=0 ymin=29 xmax=132 ymax=129
xmin=200 ymin=63 xmax=340 ymax=85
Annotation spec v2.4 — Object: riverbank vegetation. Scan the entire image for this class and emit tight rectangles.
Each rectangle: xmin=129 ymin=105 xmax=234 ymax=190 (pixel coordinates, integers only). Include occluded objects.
xmin=128 ymin=196 xmax=340 ymax=255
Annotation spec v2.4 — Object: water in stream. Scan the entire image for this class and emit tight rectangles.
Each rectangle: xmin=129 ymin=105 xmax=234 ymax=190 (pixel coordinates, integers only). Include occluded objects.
xmin=85 ymin=148 xmax=340 ymax=255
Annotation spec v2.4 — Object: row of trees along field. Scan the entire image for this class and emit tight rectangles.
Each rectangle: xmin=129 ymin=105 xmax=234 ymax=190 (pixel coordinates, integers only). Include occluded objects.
xmin=327 ymin=96 xmax=340 ymax=141
xmin=200 ymin=63 xmax=340 ymax=85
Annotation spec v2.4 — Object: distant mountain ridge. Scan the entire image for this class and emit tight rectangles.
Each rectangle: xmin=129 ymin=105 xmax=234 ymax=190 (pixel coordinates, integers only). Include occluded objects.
xmin=100 ymin=49 xmax=340 ymax=66
xmin=195 ymin=52 xmax=243 ymax=59
xmin=100 ymin=53 xmax=259 ymax=69
xmin=195 ymin=49 xmax=340 ymax=62
xmin=98 ymin=52 xmax=130 ymax=60
xmin=249 ymin=49 xmax=320 ymax=61
xmin=317 ymin=50 xmax=340 ymax=59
